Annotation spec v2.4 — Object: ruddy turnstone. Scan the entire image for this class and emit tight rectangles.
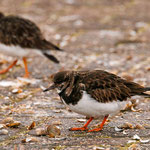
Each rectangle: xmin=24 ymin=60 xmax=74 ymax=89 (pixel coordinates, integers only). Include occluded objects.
xmin=0 ymin=12 xmax=63 ymax=77
xmin=44 ymin=70 xmax=150 ymax=132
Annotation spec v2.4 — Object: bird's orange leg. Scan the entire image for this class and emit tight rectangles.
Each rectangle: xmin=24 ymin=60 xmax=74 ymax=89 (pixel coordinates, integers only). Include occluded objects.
xmin=88 ymin=115 xmax=109 ymax=132
xmin=23 ymin=57 xmax=29 ymax=78
xmin=0 ymin=59 xmax=18 ymax=74
xmin=69 ymin=117 xmax=93 ymax=131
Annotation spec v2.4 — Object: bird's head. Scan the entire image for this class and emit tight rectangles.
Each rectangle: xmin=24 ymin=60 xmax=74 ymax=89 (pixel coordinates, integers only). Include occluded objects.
xmin=44 ymin=71 xmax=75 ymax=96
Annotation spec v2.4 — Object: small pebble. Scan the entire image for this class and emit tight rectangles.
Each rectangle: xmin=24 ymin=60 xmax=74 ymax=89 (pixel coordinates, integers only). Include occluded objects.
xmin=0 ymin=129 xmax=8 ymax=135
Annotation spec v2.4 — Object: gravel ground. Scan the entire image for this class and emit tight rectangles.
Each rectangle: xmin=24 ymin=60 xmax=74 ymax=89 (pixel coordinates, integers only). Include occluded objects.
xmin=0 ymin=0 xmax=150 ymax=149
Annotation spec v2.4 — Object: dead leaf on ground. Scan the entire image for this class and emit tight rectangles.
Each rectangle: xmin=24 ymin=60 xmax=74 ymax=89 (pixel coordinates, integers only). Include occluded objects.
xmin=27 ymin=121 xmax=36 ymax=130
xmin=2 ymin=117 xmax=21 ymax=128
xmin=6 ymin=122 xmax=21 ymax=128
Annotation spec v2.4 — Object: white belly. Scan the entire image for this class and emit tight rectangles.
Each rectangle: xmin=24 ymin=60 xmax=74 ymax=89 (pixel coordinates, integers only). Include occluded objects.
xmin=62 ymin=91 xmax=127 ymax=118
xmin=0 ymin=43 xmax=42 ymax=57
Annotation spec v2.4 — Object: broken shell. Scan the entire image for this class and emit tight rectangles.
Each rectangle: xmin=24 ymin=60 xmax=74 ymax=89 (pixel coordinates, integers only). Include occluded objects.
xmin=53 ymin=110 xmax=61 ymax=113
xmin=135 ymin=124 xmax=145 ymax=129
xmin=140 ymin=139 xmax=150 ymax=143
xmin=12 ymin=89 xmax=22 ymax=94
xmin=127 ymin=140 xmax=137 ymax=144
xmin=46 ymin=125 xmax=61 ymax=138
xmin=122 ymin=130 xmax=127 ymax=135
xmin=115 ymin=126 xmax=123 ymax=132
xmin=0 ymin=124 xmax=6 ymax=129
xmin=21 ymin=137 xmax=39 ymax=143
xmin=77 ymin=119 xmax=86 ymax=122
xmin=0 ymin=129 xmax=8 ymax=135
xmin=35 ymin=128 xmax=46 ymax=136
xmin=17 ymin=93 xmax=27 ymax=99
xmin=132 ymin=134 xmax=141 ymax=140
xmin=93 ymin=146 xmax=105 ymax=150
xmin=35 ymin=125 xmax=61 ymax=138
xmin=12 ymin=89 xmax=19 ymax=94
xmin=121 ymin=122 xmax=133 ymax=129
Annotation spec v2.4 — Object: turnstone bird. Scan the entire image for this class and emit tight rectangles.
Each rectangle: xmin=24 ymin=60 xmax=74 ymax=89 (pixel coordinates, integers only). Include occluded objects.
xmin=44 ymin=70 xmax=150 ymax=132
xmin=0 ymin=12 xmax=63 ymax=77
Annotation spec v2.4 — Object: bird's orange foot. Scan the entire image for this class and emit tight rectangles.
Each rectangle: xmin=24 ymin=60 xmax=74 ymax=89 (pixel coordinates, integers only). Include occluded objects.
xmin=23 ymin=72 xmax=30 ymax=78
xmin=0 ymin=68 xmax=9 ymax=74
xmin=88 ymin=128 xmax=102 ymax=132
xmin=69 ymin=127 xmax=88 ymax=131
xmin=0 ymin=60 xmax=18 ymax=74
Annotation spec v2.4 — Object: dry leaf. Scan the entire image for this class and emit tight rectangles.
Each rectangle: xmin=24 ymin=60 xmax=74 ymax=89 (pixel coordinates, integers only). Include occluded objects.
xmin=6 ymin=122 xmax=21 ymax=128
xmin=27 ymin=121 xmax=36 ymax=130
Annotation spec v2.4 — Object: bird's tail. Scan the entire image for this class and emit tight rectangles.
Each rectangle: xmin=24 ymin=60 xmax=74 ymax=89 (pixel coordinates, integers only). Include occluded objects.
xmin=43 ymin=52 xmax=59 ymax=64
xmin=40 ymin=39 xmax=64 ymax=63
xmin=140 ymin=87 xmax=150 ymax=98
xmin=144 ymin=87 xmax=150 ymax=91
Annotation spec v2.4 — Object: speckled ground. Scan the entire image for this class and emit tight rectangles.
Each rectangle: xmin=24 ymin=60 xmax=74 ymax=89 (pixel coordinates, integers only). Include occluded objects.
xmin=0 ymin=0 xmax=150 ymax=149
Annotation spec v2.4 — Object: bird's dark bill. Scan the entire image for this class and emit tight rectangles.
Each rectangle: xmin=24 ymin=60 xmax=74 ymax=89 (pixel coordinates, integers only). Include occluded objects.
xmin=43 ymin=84 xmax=56 ymax=92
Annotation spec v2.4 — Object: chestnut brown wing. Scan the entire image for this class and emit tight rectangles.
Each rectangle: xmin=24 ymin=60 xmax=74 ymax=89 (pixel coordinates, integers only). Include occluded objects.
xmin=81 ymin=70 xmax=144 ymax=103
